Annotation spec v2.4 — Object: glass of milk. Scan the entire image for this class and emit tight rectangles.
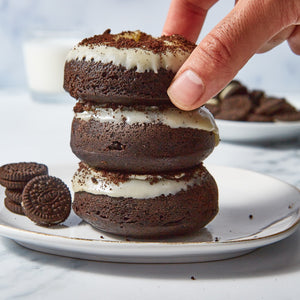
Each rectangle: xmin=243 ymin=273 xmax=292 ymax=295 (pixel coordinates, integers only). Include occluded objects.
xmin=23 ymin=31 xmax=79 ymax=103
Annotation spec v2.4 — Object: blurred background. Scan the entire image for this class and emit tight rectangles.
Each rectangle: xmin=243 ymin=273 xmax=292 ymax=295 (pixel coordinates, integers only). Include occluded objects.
xmin=0 ymin=0 xmax=299 ymax=95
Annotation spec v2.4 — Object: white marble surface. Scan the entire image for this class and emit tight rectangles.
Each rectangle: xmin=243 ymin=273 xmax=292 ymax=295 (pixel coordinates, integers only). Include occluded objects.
xmin=1 ymin=90 xmax=300 ymax=299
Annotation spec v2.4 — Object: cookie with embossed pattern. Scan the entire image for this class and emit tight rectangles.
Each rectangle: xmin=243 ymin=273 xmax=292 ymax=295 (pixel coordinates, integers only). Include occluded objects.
xmin=5 ymin=189 xmax=23 ymax=204
xmin=22 ymin=175 xmax=71 ymax=226
xmin=0 ymin=162 xmax=48 ymax=189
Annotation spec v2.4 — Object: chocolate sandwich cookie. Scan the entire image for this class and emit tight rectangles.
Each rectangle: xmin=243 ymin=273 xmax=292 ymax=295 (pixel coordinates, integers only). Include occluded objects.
xmin=0 ymin=162 xmax=48 ymax=181
xmin=22 ymin=175 xmax=71 ymax=226
xmin=4 ymin=197 xmax=25 ymax=215
xmin=64 ymin=30 xmax=195 ymax=105
xmin=254 ymin=97 xmax=289 ymax=116
xmin=246 ymin=114 xmax=273 ymax=122
xmin=0 ymin=162 xmax=48 ymax=189
xmin=215 ymin=95 xmax=253 ymax=121
xmin=72 ymin=162 xmax=218 ymax=238
xmin=0 ymin=178 xmax=28 ymax=190
xmin=217 ymin=80 xmax=248 ymax=100
xmin=5 ymin=189 xmax=23 ymax=204
xmin=71 ymin=102 xmax=219 ymax=173
xmin=249 ymin=90 xmax=265 ymax=106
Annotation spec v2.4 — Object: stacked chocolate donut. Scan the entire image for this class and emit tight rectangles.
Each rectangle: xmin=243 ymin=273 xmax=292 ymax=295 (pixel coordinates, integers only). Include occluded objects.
xmin=64 ymin=30 xmax=219 ymax=238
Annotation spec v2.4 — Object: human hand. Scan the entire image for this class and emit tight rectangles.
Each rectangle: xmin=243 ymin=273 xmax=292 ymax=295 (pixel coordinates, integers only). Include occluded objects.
xmin=163 ymin=0 xmax=300 ymax=111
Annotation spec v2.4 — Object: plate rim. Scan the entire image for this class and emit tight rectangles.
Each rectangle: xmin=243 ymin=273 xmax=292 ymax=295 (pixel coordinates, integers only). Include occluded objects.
xmin=216 ymin=119 xmax=300 ymax=127
xmin=215 ymin=119 xmax=300 ymax=142
xmin=0 ymin=214 xmax=299 ymax=248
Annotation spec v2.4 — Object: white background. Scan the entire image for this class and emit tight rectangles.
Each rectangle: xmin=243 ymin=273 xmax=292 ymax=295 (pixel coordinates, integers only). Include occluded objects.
xmin=0 ymin=0 xmax=299 ymax=94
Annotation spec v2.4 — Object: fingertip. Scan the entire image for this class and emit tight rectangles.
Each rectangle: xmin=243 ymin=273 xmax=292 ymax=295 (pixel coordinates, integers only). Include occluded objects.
xmin=167 ymin=69 xmax=205 ymax=111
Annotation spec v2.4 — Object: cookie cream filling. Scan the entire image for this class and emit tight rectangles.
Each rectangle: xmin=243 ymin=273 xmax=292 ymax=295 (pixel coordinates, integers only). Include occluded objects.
xmin=75 ymin=105 xmax=219 ymax=136
xmin=72 ymin=164 xmax=205 ymax=199
xmin=66 ymin=45 xmax=191 ymax=73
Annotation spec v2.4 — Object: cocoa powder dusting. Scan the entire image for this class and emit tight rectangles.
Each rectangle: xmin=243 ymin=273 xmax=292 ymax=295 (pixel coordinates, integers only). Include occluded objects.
xmin=100 ymin=169 xmax=130 ymax=185
xmin=74 ymin=101 xmax=174 ymax=114
xmin=78 ymin=29 xmax=195 ymax=54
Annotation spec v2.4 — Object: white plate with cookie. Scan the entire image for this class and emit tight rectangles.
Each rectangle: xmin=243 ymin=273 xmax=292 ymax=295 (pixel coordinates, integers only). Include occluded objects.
xmin=212 ymin=93 xmax=300 ymax=143
xmin=0 ymin=164 xmax=299 ymax=263
xmin=216 ymin=119 xmax=300 ymax=143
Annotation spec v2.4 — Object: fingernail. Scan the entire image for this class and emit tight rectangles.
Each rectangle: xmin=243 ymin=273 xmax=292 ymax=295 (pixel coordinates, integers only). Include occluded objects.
xmin=167 ymin=69 xmax=204 ymax=109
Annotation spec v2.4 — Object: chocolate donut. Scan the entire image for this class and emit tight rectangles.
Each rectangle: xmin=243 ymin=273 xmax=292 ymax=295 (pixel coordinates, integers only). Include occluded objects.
xmin=72 ymin=162 xmax=218 ymax=238
xmin=70 ymin=102 xmax=219 ymax=173
xmin=64 ymin=29 xmax=195 ymax=105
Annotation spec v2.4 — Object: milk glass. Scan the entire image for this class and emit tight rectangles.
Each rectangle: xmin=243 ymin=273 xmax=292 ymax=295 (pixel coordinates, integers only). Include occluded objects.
xmin=23 ymin=31 xmax=79 ymax=103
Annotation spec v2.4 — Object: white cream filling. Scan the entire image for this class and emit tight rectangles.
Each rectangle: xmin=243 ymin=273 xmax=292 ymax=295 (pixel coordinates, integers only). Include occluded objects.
xmin=66 ymin=44 xmax=191 ymax=73
xmin=72 ymin=166 xmax=203 ymax=199
xmin=75 ymin=106 xmax=219 ymax=135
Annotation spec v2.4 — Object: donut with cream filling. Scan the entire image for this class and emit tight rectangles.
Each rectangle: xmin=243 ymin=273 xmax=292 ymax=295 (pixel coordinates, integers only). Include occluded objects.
xmin=72 ymin=162 xmax=218 ymax=238
xmin=71 ymin=102 xmax=219 ymax=173
xmin=64 ymin=29 xmax=195 ymax=104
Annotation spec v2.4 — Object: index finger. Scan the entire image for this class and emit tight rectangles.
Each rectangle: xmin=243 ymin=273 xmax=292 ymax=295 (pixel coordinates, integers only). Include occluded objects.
xmin=162 ymin=0 xmax=219 ymax=42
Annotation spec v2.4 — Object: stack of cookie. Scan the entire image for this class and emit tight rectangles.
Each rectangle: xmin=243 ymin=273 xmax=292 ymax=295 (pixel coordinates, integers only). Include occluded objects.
xmin=0 ymin=162 xmax=72 ymax=226
xmin=0 ymin=162 xmax=48 ymax=215
xmin=64 ymin=30 xmax=219 ymax=238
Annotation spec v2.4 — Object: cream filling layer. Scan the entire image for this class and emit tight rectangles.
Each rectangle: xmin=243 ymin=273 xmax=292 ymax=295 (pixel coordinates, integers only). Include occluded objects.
xmin=66 ymin=44 xmax=191 ymax=73
xmin=72 ymin=165 xmax=204 ymax=199
xmin=75 ymin=106 xmax=219 ymax=136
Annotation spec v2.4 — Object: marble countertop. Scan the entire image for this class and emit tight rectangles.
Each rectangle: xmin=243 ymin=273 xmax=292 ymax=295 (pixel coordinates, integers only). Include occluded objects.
xmin=0 ymin=90 xmax=300 ymax=300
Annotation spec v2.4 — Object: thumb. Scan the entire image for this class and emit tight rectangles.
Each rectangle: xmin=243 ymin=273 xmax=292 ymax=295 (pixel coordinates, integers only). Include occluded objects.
xmin=167 ymin=0 xmax=299 ymax=110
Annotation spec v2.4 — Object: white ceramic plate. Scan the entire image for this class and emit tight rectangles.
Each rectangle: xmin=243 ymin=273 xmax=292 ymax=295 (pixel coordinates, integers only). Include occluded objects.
xmin=0 ymin=165 xmax=299 ymax=263
xmin=214 ymin=94 xmax=300 ymax=143
xmin=216 ymin=119 xmax=300 ymax=143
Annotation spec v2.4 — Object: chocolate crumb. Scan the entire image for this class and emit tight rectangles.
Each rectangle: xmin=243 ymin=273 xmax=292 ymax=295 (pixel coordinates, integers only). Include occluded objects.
xmin=191 ymin=276 xmax=196 ymax=280
xmin=78 ymin=30 xmax=195 ymax=54
xmin=214 ymin=237 xmax=219 ymax=242
xmin=249 ymin=214 xmax=253 ymax=219
xmin=91 ymin=177 xmax=98 ymax=184
xmin=100 ymin=235 xmax=104 ymax=239
xmin=103 ymin=29 xmax=111 ymax=35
